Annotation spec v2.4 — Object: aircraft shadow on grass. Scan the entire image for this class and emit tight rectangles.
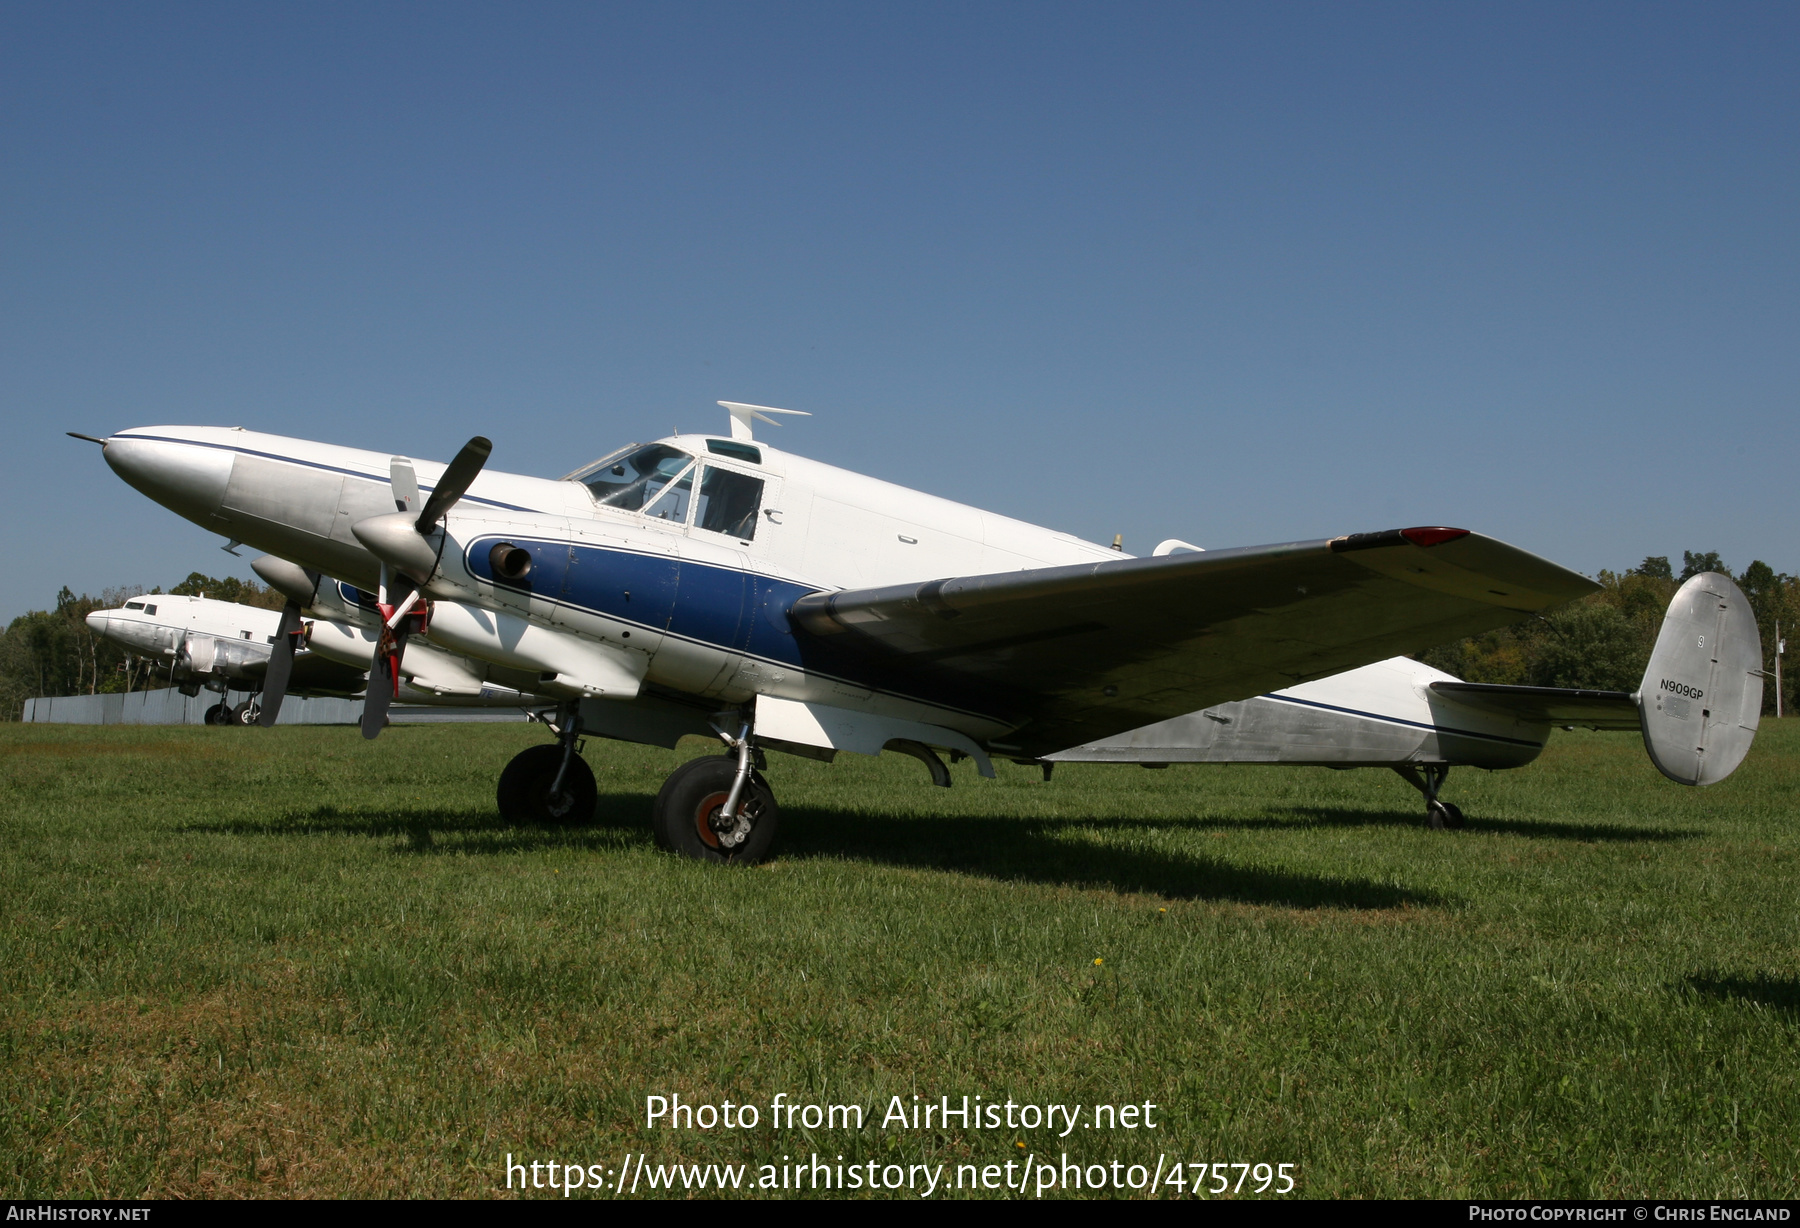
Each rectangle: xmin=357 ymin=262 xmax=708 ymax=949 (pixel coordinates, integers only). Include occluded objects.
xmin=185 ymin=794 xmax=656 ymax=856
xmin=777 ymin=807 xmax=1444 ymax=909
xmin=1273 ymin=806 xmax=1698 ymax=844
xmin=191 ymin=797 xmax=1443 ymax=910
xmin=1682 ymin=972 xmax=1800 ymax=1019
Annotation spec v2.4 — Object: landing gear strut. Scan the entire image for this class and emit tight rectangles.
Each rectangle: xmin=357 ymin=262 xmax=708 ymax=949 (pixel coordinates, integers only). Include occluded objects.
xmin=497 ymin=701 xmax=597 ymax=825
xmin=652 ymin=715 xmax=780 ymax=863
xmin=1394 ymin=765 xmax=1464 ymax=829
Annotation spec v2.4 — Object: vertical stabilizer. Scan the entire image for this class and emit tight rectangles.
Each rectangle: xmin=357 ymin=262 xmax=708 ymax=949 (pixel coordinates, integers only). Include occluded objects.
xmin=1637 ymin=572 xmax=1762 ymax=786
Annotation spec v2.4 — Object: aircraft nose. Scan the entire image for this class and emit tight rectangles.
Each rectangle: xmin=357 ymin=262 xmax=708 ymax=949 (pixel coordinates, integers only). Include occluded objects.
xmin=103 ymin=432 xmax=233 ymax=522
xmin=85 ymin=612 xmax=109 ymax=635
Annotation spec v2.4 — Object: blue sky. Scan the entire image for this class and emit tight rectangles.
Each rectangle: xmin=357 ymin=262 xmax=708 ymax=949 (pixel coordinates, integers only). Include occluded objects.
xmin=2 ymin=1 xmax=1795 ymax=620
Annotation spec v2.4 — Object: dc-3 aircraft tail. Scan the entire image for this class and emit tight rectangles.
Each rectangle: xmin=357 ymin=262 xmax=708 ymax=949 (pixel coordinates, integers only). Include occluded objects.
xmin=77 ymin=406 xmax=1758 ymax=861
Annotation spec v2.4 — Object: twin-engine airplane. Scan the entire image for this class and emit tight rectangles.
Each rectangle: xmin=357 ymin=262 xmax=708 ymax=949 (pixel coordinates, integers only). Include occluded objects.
xmin=79 ymin=404 xmax=1763 ymax=861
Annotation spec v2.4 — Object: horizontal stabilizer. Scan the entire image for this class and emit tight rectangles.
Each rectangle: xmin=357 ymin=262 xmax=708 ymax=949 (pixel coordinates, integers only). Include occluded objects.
xmin=1429 ymin=682 xmax=1640 ymax=730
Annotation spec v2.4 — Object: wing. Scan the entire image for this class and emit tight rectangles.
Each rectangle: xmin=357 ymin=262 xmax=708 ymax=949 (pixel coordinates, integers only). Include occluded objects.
xmin=790 ymin=527 xmax=1599 ymax=755
xmin=1429 ymin=682 xmax=1640 ymax=730
xmin=242 ymin=650 xmax=369 ymax=697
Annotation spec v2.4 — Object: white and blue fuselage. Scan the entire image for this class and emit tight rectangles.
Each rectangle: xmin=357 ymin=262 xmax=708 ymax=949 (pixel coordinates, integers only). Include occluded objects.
xmin=101 ymin=424 xmax=1555 ymax=765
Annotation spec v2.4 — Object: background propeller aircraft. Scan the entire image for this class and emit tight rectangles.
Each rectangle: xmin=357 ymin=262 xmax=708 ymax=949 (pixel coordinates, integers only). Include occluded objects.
xmin=82 ymin=580 xmax=550 ymax=724
xmin=82 ymin=405 xmax=1762 ymax=860
xmin=84 ymin=592 xmax=365 ymax=724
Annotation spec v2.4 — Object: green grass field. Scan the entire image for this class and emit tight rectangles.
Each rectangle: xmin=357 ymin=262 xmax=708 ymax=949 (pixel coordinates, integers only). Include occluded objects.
xmin=3 ymin=718 xmax=1798 ymax=1199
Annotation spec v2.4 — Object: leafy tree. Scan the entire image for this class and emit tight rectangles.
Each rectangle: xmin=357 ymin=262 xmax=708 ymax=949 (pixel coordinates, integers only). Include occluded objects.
xmin=1681 ymin=551 xmax=1727 ymax=581
xmin=1633 ymin=556 xmax=1673 ymax=580
xmin=168 ymin=572 xmax=285 ymax=611
xmin=1735 ymin=560 xmax=1797 ymax=717
xmin=1528 ymin=602 xmax=1647 ymax=692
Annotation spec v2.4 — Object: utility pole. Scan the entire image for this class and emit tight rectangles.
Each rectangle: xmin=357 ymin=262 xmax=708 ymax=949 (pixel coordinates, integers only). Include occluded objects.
xmin=1777 ymin=620 xmax=1785 ymax=720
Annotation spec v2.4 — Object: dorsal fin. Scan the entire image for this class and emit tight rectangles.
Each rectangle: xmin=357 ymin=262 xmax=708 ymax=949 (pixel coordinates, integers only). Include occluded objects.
xmin=718 ymin=401 xmax=811 ymax=442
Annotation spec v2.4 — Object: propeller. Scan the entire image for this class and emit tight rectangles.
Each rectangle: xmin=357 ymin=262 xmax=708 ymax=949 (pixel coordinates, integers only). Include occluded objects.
xmin=361 ymin=583 xmax=425 ymax=740
xmin=416 ymin=437 xmax=492 ymax=533
xmin=250 ymin=556 xmax=322 ymax=728
xmin=257 ymin=600 xmax=305 ymax=727
xmin=390 ymin=455 xmax=421 ymax=516
xmin=354 ymin=436 xmax=491 ymax=740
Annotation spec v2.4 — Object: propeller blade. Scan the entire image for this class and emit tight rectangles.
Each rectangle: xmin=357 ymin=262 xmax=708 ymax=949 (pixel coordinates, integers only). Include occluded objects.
xmin=415 ymin=436 xmax=492 ymax=533
xmin=390 ymin=456 xmax=421 ymax=516
xmin=257 ymin=601 xmax=304 ymax=727
xmin=359 ymin=626 xmax=406 ymax=739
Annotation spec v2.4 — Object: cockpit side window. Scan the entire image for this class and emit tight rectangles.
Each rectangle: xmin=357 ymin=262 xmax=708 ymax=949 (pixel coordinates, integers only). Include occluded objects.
xmin=126 ymin=601 xmax=145 ymax=611
xmin=695 ymin=466 xmax=765 ymax=540
xmin=580 ymin=444 xmax=696 ymax=512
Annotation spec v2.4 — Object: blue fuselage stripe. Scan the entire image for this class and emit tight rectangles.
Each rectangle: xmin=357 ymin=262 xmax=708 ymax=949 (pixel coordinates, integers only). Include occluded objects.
xmin=1262 ymin=693 xmax=1546 ymax=748
xmin=462 ymin=534 xmax=1007 ymax=724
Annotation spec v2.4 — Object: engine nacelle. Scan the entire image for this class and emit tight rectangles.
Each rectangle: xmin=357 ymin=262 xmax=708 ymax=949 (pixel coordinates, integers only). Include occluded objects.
xmin=303 ymin=617 xmax=379 ymax=669
xmin=426 ymin=600 xmax=647 ymax=700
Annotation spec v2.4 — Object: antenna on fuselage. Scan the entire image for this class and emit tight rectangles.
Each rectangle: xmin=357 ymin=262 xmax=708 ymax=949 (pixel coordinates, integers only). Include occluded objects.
xmin=717 ymin=401 xmax=811 ymax=442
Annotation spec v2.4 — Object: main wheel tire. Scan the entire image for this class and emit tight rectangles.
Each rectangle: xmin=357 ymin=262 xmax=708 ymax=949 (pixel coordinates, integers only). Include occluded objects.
xmin=1426 ymin=800 xmax=1452 ymax=830
xmin=203 ymin=703 xmax=228 ymax=726
xmin=232 ymin=701 xmax=257 ymax=726
xmin=1441 ymin=802 xmax=1466 ymax=828
xmin=652 ymin=754 xmax=779 ymax=864
xmin=496 ymin=743 xmax=598 ymax=826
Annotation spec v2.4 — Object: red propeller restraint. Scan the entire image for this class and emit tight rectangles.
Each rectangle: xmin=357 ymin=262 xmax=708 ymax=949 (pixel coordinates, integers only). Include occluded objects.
xmin=374 ymin=600 xmax=431 ymax=697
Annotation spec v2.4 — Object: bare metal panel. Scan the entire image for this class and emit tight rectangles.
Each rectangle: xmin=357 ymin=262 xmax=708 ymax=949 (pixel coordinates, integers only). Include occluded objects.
xmin=222 ymin=454 xmax=343 ymax=539
xmin=1640 ymin=572 xmax=1763 ymax=786
xmin=1047 ymin=695 xmax=1544 ymax=770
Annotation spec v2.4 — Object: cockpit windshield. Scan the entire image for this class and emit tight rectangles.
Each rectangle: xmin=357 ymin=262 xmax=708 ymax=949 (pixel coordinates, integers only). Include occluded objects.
xmin=575 ymin=443 xmax=697 ymax=514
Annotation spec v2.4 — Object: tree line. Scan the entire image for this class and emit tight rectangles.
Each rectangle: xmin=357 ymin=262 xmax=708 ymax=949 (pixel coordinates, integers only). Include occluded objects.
xmin=3 ymin=553 xmax=1795 ymax=720
xmin=1418 ymin=552 xmax=1797 ymax=714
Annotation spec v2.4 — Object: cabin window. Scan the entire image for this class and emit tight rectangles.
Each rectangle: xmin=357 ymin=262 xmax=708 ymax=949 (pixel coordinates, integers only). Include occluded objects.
xmin=696 ymin=466 xmax=765 ymax=540
xmin=581 ymin=444 xmax=697 ymax=513
xmin=705 ymin=439 xmax=761 ymax=465
xmin=142 ymin=604 xmax=157 ymax=615
xmin=126 ymin=601 xmax=145 ymax=611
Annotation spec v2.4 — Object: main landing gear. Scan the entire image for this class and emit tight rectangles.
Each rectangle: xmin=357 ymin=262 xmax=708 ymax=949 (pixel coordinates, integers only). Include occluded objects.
xmin=203 ymin=698 xmax=258 ymax=726
xmin=497 ymin=701 xmax=597 ymax=826
xmin=651 ymin=717 xmax=780 ymax=864
xmin=1394 ymin=764 xmax=1465 ymax=829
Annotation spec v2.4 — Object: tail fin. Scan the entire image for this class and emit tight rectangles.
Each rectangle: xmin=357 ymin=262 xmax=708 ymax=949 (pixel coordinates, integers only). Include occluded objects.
xmin=1637 ymin=572 xmax=1763 ymax=786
